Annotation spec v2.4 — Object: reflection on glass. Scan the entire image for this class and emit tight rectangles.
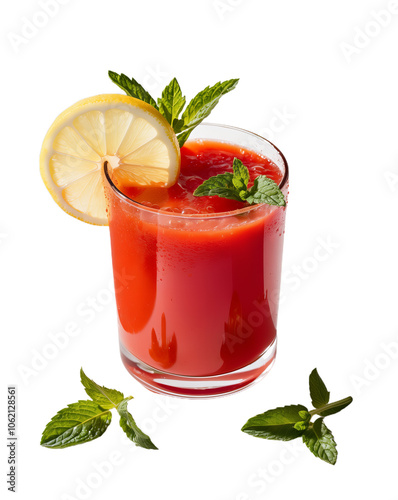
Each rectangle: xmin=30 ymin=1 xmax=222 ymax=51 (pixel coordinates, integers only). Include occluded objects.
xmin=149 ymin=313 xmax=177 ymax=369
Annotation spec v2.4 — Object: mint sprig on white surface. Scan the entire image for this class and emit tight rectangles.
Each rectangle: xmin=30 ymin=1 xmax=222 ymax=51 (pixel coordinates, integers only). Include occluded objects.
xmin=40 ymin=368 xmax=157 ymax=450
xmin=241 ymin=369 xmax=353 ymax=465
xmin=193 ymin=157 xmax=286 ymax=206
xmin=108 ymin=70 xmax=239 ymax=146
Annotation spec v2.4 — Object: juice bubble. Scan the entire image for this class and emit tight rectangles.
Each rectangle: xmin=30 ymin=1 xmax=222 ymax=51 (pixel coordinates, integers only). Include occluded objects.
xmin=184 ymin=176 xmax=205 ymax=191
xmin=181 ymin=207 xmax=200 ymax=215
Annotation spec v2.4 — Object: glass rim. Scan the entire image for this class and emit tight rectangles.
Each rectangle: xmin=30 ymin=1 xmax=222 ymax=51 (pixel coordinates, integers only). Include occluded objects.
xmin=103 ymin=122 xmax=289 ymax=220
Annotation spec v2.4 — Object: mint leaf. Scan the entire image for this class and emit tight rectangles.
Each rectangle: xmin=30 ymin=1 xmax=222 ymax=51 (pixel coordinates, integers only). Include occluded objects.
xmin=193 ymin=172 xmax=242 ymax=201
xmin=302 ymin=421 xmax=337 ymax=465
xmin=313 ymin=417 xmax=324 ymax=439
xmin=232 ymin=158 xmax=249 ymax=193
xmin=40 ymin=400 xmax=112 ymax=449
xmin=80 ymin=368 xmax=125 ymax=410
xmin=175 ymin=78 xmax=239 ymax=146
xmin=293 ymin=421 xmax=308 ymax=431
xmin=117 ymin=398 xmax=158 ymax=450
xmin=241 ymin=405 xmax=309 ymax=441
xmin=157 ymin=78 xmax=185 ymax=128
xmin=293 ymin=410 xmax=311 ymax=431
xmin=245 ymin=175 xmax=286 ymax=206
xmin=309 ymin=368 xmax=330 ymax=408
xmin=108 ymin=71 xmax=158 ymax=109
xmin=314 ymin=396 xmax=353 ymax=417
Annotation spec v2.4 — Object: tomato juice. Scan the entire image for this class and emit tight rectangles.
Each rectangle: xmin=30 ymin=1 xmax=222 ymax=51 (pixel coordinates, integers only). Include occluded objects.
xmin=104 ymin=125 xmax=288 ymax=396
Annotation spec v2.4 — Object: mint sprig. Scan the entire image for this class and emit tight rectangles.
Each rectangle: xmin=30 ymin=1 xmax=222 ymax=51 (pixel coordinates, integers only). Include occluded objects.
xmin=241 ymin=368 xmax=353 ymax=465
xmin=40 ymin=369 xmax=157 ymax=450
xmin=193 ymin=157 xmax=286 ymax=207
xmin=108 ymin=71 xmax=238 ymax=146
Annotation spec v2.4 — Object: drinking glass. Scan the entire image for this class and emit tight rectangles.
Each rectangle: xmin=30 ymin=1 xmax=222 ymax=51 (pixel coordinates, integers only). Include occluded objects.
xmin=103 ymin=124 xmax=289 ymax=397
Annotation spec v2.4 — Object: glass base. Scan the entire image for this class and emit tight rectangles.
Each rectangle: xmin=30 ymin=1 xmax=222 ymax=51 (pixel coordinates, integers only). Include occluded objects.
xmin=120 ymin=339 xmax=277 ymax=398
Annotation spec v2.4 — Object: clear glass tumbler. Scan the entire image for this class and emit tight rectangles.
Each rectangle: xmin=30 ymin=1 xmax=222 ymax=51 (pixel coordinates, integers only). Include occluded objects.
xmin=103 ymin=124 xmax=289 ymax=397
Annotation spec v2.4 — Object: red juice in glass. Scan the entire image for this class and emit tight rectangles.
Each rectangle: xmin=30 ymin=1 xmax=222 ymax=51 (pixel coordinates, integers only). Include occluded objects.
xmin=104 ymin=124 xmax=288 ymax=397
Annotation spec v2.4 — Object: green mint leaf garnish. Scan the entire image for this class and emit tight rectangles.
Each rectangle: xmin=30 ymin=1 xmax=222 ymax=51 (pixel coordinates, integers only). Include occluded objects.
xmin=175 ymin=79 xmax=239 ymax=146
xmin=241 ymin=405 xmax=309 ymax=441
xmin=117 ymin=398 xmax=158 ymax=450
xmin=193 ymin=172 xmax=242 ymax=202
xmin=313 ymin=417 xmax=324 ymax=439
xmin=108 ymin=71 xmax=238 ymax=146
xmin=40 ymin=369 xmax=157 ymax=451
xmin=241 ymin=368 xmax=353 ymax=464
xmin=293 ymin=410 xmax=311 ymax=431
xmin=298 ymin=410 xmax=310 ymax=419
xmin=232 ymin=157 xmax=250 ymax=192
xmin=80 ymin=368 xmax=125 ymax=410
xmin=302 ymin=420 xmax=338 ymax=465
xmin=193 ymin=157 xmax=286 ymax=207
xmin=244 ymin=175 xmax=286 ymax=206
xmin=309 ymin=368 xmax=330 ymax=408
xmin=157 ymin=78 xmax=186 ymax=129
xmin=293 ymin=420 xmax=309 ymax=432
xmin=108 ymin=71 xmax=158 ymax=109
xmin=40 ymin=400 xmax=112 ymax=449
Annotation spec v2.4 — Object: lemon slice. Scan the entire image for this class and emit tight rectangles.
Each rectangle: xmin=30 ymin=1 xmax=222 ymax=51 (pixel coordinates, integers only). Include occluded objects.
xmin=40 ymin=94 xmax=180 ymax=225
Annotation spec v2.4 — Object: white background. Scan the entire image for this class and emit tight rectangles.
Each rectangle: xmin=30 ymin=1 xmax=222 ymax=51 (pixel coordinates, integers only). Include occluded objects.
xmin=2 ymin=0 xmax=398 ymax=499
